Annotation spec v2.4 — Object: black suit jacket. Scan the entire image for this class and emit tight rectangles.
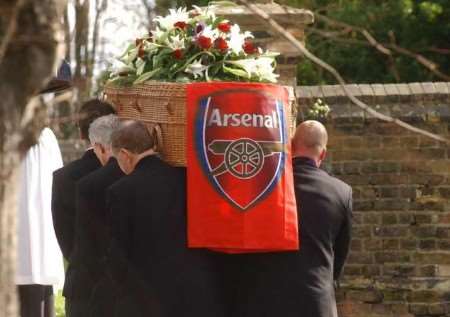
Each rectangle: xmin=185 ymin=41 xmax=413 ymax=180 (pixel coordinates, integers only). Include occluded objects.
xmin=240 ymin=157 xmax=352 ymax=317
xmin=68 ymin=157 xmax=124 ymax=302
xmin=106 ymin=155 xmax=225 ymax=317
xmin=51 ymin=149 xmax=101 ymax=297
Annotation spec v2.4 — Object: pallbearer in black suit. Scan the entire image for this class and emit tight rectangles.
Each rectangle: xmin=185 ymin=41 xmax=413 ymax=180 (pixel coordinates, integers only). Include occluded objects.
xmin=71 ymin=114 xmax=124 ymax=317
xmin=107 ymin=120 xmax=225 ymax=317
xmin=241 ymin=120 xmax=352 ymax=317
xmin=51 ymin=99 xmax=115 ymax=317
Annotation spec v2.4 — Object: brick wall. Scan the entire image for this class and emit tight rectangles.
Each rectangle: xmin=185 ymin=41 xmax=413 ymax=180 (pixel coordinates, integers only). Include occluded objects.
xmin=58 ymin=82 xmax=450 ymax=316
xmin=298 ymin=82 xmax=450 ymax=317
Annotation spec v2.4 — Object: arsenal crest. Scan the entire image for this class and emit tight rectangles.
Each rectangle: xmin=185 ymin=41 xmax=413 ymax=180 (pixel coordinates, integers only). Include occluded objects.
xmin=195 ymin=89 xmax=287 ymax=211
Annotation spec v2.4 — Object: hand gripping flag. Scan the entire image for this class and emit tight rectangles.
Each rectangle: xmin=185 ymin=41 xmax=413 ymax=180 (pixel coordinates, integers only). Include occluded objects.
xmin=187 ymin=82 xmax=299 ymax=253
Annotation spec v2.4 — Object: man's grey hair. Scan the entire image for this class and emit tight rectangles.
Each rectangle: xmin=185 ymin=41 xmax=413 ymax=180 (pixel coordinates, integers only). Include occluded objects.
xmin=88 ymin=114 xmax=121 ymax=147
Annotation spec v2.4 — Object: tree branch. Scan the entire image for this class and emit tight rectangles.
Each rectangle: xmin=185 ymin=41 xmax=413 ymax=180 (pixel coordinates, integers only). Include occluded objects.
xmin=0 ymin=0 xmax=26 ymax=65
xmin=315 ymin=13 xmax=392 ymax=55
xmin=313 ymin=13 xmax=450 ymax=81
xmin=426 ymin=47 xmax=450 ymax=55
xmin=387 ymin=42 xmax=450 ymax=81
xmin=235 ymin=0 xmax=449 ymax=145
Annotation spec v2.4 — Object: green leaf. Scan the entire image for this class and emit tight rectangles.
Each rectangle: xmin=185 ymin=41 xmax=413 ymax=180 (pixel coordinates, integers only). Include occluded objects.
xmin=153 ymin=54 xmax=162 ymax=69
xmin=223 ymin=65 xmax=250 ymax=79
xmin=260 ymin=51 xmax=280 ymax=58
xmin=107 ymin=74 xmax=137 ymax=87
xmin=152 ymin=48 xmax=173 ymax=68
xmin=175 ymin=75 xmax=191 ymax=83
xmin=205 ymin=66 xmax=210 ymax=82
xmin=133 ymin=68 xmax=162 ymax=84
xmin=114 ymin=65 xmax=136 ymax=75
xmin=209 ymin=62 xmax=222 ymax=77
xmin=169 ymin=51 xmax=213 ymax=77
xmin=123 ymin=48 xmax=138 ymax=65
xmin=159 ymin=48 xmax=173 ymax=55
xmin=136 ymin=59 xmax=146 ymax=76
xmin=119 ymin=43 xmax=135 ymax=59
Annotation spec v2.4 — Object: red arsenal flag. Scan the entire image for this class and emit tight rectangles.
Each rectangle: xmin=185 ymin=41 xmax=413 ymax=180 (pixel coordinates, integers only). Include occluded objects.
xmin=187 ymin=82 xmax=299 ymax=253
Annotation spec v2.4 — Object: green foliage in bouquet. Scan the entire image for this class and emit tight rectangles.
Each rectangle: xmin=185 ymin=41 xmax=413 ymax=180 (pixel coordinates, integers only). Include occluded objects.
xmin=108 ymin=6 xmax=280 ymax=85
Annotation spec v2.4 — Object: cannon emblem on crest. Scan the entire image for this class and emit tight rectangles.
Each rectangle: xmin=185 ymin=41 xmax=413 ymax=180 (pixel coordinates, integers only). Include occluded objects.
xmin=208 ymin=138 xmax=284 ymax=179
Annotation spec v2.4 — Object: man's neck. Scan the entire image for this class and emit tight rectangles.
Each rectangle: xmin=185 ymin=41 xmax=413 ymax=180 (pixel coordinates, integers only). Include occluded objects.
xmin=132 ymin=149 xmax=156 ymax=169
xmin=293 ymin=153 xmax=320 ymax=167
xmin=103 ymin=155 xmax=114 ymax=165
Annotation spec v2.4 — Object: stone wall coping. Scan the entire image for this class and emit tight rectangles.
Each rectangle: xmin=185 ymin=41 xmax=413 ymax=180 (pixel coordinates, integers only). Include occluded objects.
xmin=214 ymin=3 xmax=314 ymax=25
xmin=296 ymin=82 xmax=450 ymax=103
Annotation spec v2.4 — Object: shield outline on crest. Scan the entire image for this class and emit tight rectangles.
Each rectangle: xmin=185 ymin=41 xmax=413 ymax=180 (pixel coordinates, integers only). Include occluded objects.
xmin=194 ymin=88 xmax=287 ymax=211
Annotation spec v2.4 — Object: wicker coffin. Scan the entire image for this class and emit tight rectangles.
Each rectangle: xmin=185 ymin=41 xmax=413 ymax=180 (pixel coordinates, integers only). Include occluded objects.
xmin=104 ymin=82 xmax=297 ymax=166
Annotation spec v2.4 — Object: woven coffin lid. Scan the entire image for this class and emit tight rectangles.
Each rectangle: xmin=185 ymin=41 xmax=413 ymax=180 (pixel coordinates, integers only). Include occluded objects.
xmin=104 ymin=82 xmax=297 ymax=166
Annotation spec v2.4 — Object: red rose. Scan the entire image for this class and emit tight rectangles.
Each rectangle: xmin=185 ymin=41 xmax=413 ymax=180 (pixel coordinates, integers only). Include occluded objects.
xmin=214 ymin=38 xmax=228 ymax=51
xmin=135 ymin=38 xmax=143 ymax=46
xmin=197 ymin=36 xmax=212 ymax=49
xmin=243 ymin=41 xmax=257 ymax=54
xmin=218 ymin=22 xmax=231 ymax=33
xmin=173 ymin=49 xmax=183 ymax=60
xmin=138 ymin=46 xmax=146 ymax=58
xmin=174 ymin=21 xmax=187 ymax=30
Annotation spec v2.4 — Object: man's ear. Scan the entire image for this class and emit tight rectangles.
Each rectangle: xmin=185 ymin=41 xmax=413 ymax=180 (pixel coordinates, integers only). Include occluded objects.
xmin=99 ymin=143 xmax=106 ymax=154
xmin=94 ymin=142 xmax=105 ymax=154
xmin=119 ymin=148 xmax=131 ymax=159
xmin=319 ymin=148 xmax=327 ymax=161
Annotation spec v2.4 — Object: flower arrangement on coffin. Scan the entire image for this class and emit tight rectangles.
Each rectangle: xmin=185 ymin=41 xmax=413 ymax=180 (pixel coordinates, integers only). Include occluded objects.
xmin=107 ymin=6 xmax=280 ymax=85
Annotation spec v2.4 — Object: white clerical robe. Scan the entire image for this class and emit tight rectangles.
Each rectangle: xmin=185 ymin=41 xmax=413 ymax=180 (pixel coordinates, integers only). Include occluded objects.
xmin=16 ymin=128 xmax=65 ymax=289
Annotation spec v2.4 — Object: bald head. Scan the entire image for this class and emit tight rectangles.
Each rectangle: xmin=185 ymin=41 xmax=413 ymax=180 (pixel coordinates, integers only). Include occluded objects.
xmin=111 ymin=120 xmax=155 ymax=155
xmin=292 ymin=120 xmax=328 ymax=164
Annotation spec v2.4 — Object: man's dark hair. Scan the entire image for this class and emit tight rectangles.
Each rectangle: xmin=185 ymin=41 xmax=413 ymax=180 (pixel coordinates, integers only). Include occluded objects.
xmin=111 ymin=120 xmax=155 ymax=154
xmin=78 ymin=99 xmax=116 ymax=140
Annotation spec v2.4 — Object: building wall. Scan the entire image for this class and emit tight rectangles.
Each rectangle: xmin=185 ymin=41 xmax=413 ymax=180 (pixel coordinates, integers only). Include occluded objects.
xmin=297 ymin=83 xmax=450 ymax=317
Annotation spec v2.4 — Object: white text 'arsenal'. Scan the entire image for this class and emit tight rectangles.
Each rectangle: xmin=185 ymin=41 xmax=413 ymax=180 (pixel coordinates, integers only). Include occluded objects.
xmin=207 ymin=108 xmax=279 ymax=129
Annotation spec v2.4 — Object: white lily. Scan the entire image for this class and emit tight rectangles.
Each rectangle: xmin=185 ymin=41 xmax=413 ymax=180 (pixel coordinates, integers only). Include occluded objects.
xmin=185 ymin=59 xmax=209 ymax=79
xmin=228 ymin=57 xmax=278 ymax=83
xmin=143 ymin=41 xmax=160 ymax=52
xmin=228 ymin=24 xmax=253 ymax=55
xmin=192 ymin=5 xmax=216 ymax=21
xmin=254 ymin=57 xmax=279 ymax=82
xmin=166 ymin=34 xmax=185 ymax=50
xmin=259 ymin=49 xmax=280 ymax=58
xmin=152 ymin=27 xmax=166 ymax=43
xmin=199 ymin=25 xmax=219 ymax=41
xmin=154 ymin=7 xmax=190 ymax=31
xmin=227 ymin=58 xmax=255 ymax=75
